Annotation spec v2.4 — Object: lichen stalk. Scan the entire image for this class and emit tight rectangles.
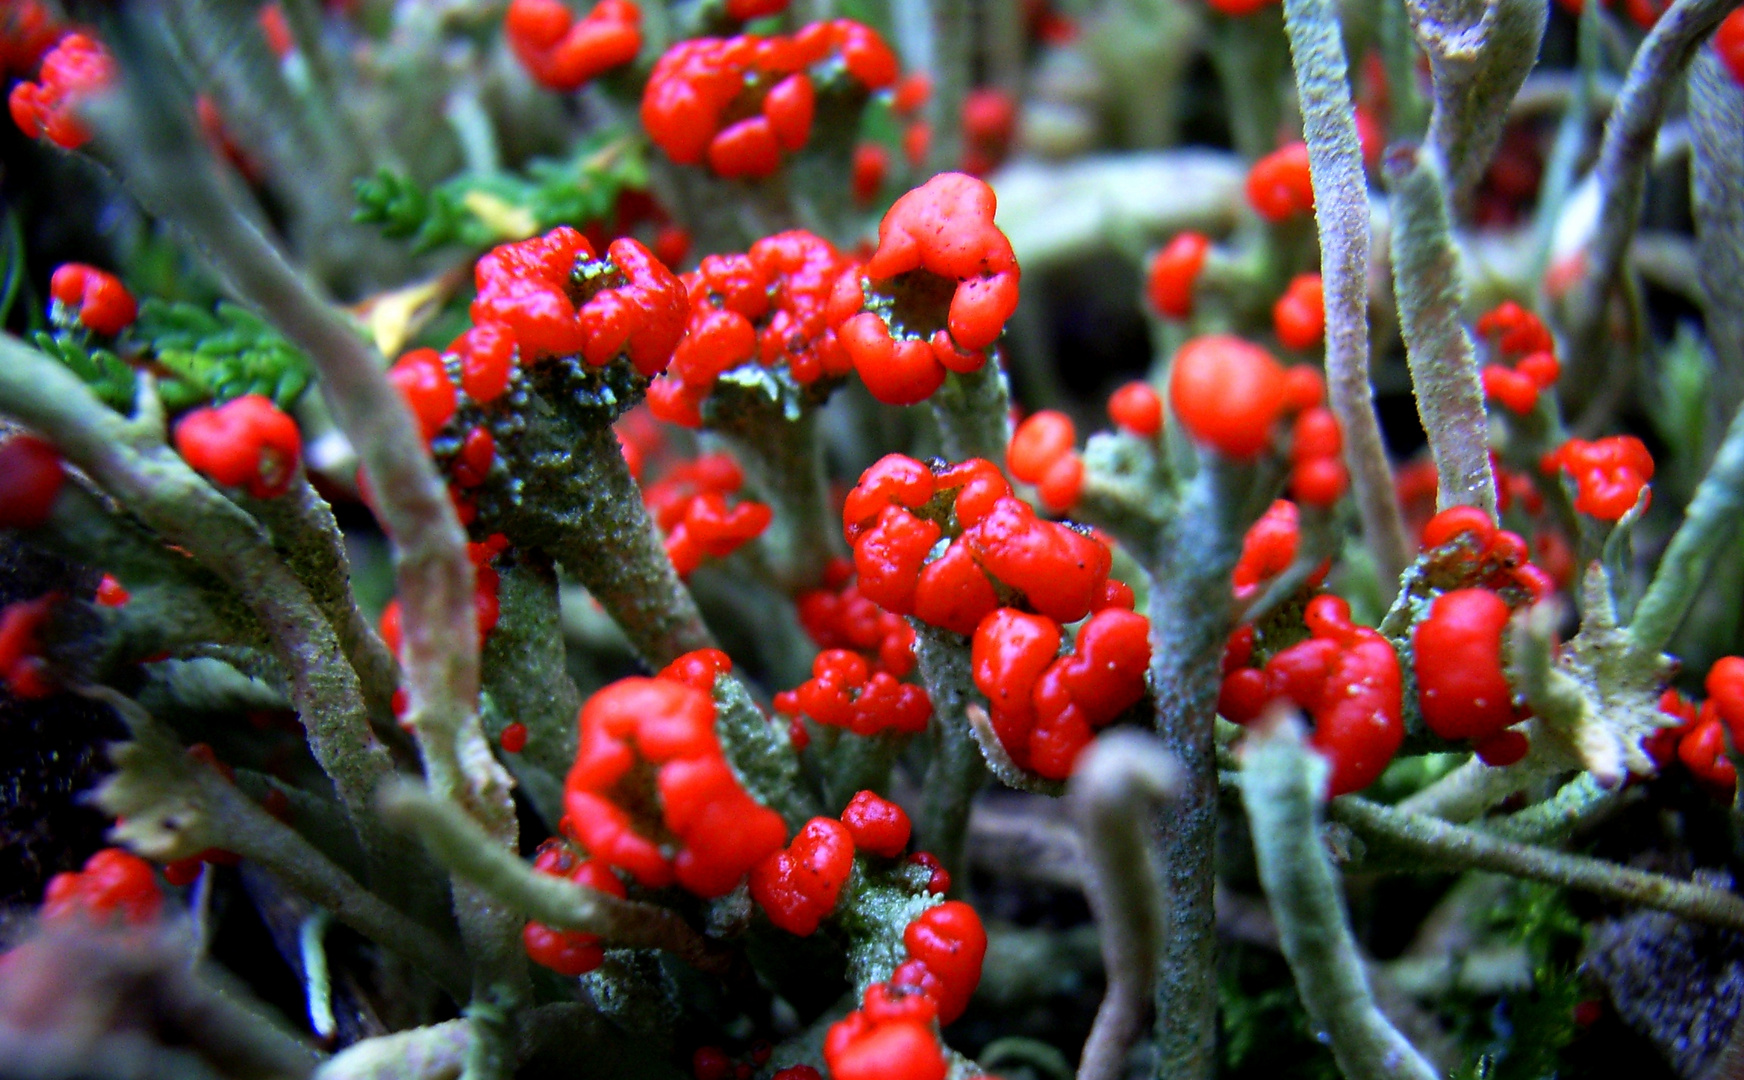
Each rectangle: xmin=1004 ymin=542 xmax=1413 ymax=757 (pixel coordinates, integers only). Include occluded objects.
xmin=911 ymin=621 xmax=990 ymax=882
xmin=1566 ymin=0 xmax=1744 ymax=365
xmin=92 ymin=31 xmax=525 ymax=1003
xmin=1068 ymin=732 xmax=1181 ymax=1080
xmin=1144 ymin=456 xmax=1260 ymax=1080
xmin=1282 ymin=0 xmax=1414 ymax=586
xmin=1240 ymin=717 xmax=1441 ymax=1080
xmin=1627 ymin=399 xmax=1744 ymax=662
xmin=930 ymin=356 xmax=1016 ymax=465
xmin=1386 ymin=146 xmax=1499 ymax=517
xmin=1689 ymin=53 xmax=1744 ymax=416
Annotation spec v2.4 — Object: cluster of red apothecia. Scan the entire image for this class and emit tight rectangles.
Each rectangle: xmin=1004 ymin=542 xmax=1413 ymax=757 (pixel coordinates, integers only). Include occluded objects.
xmin=640 ymin=19 xmax=898 ymax=180
xmin=783 ymin=558 xmax=926 ymax=749
xmin=1542 ymin=435 xmax=1655 ymax=522
xmin=835 ymin=174 xmax=1021 ymax=406
xmin=647 ymin=229 xmax=858 ymax=427
xmin=1477 ymin=300 xmax=1562 ymax=416
xmin=1169 ymin=334 xmax=1350 ymax=506
xmin=1646 ymin=657 xmax=1744 ymax=795
xmin=505 ymin=0 xmax=641 ymax=92
xmin=1219 ymin=506 xmax=1556 ymax=795
xmin=834 ymin=453 xmax=1148 ymax=778
xmin=640 ymin=452 xmax=773 ymax=578
xmin=8 ymin=26 xmax=108 ymax=149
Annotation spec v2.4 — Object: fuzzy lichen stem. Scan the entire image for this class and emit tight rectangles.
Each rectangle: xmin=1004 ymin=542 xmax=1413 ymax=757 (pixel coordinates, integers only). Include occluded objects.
xmin=1689 ymin=53 xmax=1744 ymax=419
xmin=1415 ymin=0 xmax=1548 ymax=205
xmin=705 ymin=384 xmax=839 ymax=593
xmin=931 ymin=357 xmax=1016 ymax=465
xmin=1068 ymin=733 xmax=1181 ymax=1080
xmin=377 ymin=782 xmax=726 ymax=974
xmin=1386 ymin=146 xmax=1499 ymax=518
xmin=1144 ymin=456 xmax=1259 ymax=1080
xmin=1331 ymin=794 xmax=1744 ymax=929
xmin=487 ymin=417 xmax=717 ymax=667
xmin=249 ymin=476 xmax=400 ymax=720
xmin=1282 ymin=0 xmax=1414 ymax=587
xmin=1240 ymin=718 xmax=1441 ymax=1080
xmin=92 ymin=30 xmax=525 ymax=1001
xmin=912 ymin=622 xmax=990 ymax=882
xmin=1565 ymin=0 xmax=1744 ymax=364
xmin=1626 ymin=398 xmax=1744 ymax=662
xmin=0 ymin=337 xmax=396 ymax=863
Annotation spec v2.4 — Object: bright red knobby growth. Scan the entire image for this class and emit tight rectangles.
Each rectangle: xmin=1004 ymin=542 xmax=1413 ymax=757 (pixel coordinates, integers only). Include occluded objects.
xmin=0 ymin=594 xmax=57 ymax=698
xmin=1169 ymin=335 xmax=1287 ymax=460
xmin=9 ymin=32 xmax=112 ymax=148
xmin=1007 ymin=410 xmax=1082 ymax=512
xmin=641 ymin=21 xmax=896 ymax=178
xmin=840 ymin=789 xmax=912 ymax=857
xmin=522 ymin=839 xmax=626 ymax=975
xmin=960 ymin=87 xmax=1017 ymax=176
xmin=775 ymin=649 xmax=931 ymax=736
xmin=0 ymin=1 xmax=63 ymax=79
xmin=1232 ymin=499 xmax=1306 ymax=602
xmin=1477 ymin=300 xmax=1560 ymax=415
xmin=1417 ymin=506 xmax=1555 ymax=603
xmin=49 ymin=263 xmax=136 ymax=335
xmin=472 ymin=227 xmax=686 ymax=372
xmin=1107 ymin=381 xmax=1164 ymax=437
xmin=0 ymin=434 xmax=65 ymax=530
xmin=750 ymin=816 xmax=856 ymax=935
xmin=796 ymin=558 xmax=917 ymax=677
xmin=1412 ymin=588 xmax=1519 ymax=743
xmin=642 ymin=453 xmax=773 ymax=577
xmin=563 ymin=660 xmax=789 ymax=896
xmin=506 ymin=0 xmax=641 ymax=92
xmin=1219 ymin=595 xmax=1404 ymax=796
xmin=1289 ymin=405 xmax=1347 ymax=506
xmin=1273 ymin=274 xmax=1324 ymax=351
xmin=41 ymin=848 xmax=162 ymax=926
xmin=1718 ymin=9 xmax=1744 ymax=86
xmin=1146 ymin=231 xmax=1210 ymax=320
xmin=648 ymin=230 xmax=856 ymax=426
xmin=839 ymin=173 xmax=1019 ymax=405
xmin=173 ymin=395 xmax=303 ymax=499
xmin=1544 ymin=436 xmax=1654 ymax=521
xmin=1246 ymin=142 xmax=1314 ymax=222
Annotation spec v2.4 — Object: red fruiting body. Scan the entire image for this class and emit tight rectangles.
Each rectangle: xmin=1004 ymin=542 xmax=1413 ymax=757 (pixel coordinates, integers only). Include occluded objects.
xmin=840 ymin=174 xmax=1018 ymax=405
xmin=852 ymin=142 xmax=889 ymax=204
xmin=1008 ymin=411 xmax=1083 ymax=513
xmin=452 ymin=322 xmax=518 ymax=404
xmin=1413 ymin=589 xmax=1518 ymax=743
xmin=1288 ymin=406 xmax=1347 ymax=506
xmin=505 ymin=0 xmax=641 ymax=92
xmin=796 ymin=559 xmax=918 ymax=677
xmin=563 ymin=664 xmax=788 ymax=895
xmin=96 ymin=574 xmax=130 ymax=607
xmin=41 ymin=848 xmax=162 ymax=926
xmin=641 ymin=21 xmax=896 ymax=178
xmin=840 ymin=789 xmax=913 ymax=857
xmin=1719 ymin=9 xmax=1744 ymax=86
xmin=1417 ymin=506 xmax=1554 ymax=602
xmin=500 ymin=721 xmax=529 ymax=753
xmin=9 ymin=33 xmax=113 ymax=148
xmin=960 ymin=87 xmax=1016 ymax=175
xmin=1170 ymin=335 xmax=1287 ymax=460
xmin=774 ymin=649 xmax=932 ymax=736
xmin=1231 ymin=500 xmax=1303 ymax=601
xmin=0 ymin=1 xmax=64 ymax=79
xmin=901 ymin=900 xmax=986 ymax=1023
xmin=772 ymin=1068 xmax=823 ymax=1080
xmin=49 ymin=263 xmax=137 ymax=335
xmin=472 ymin=228 xmax=686 ymax=373
xmin=389 ymin=348 xmax=459 ymax=442
xmin=825 ymin=1013 xmax=947 ymax=1080
xmin=0 ymin=434 xmax=66 ymax=529
xmin=1477 ymin=300 xmax=1560 ymax=415
xmin=1544 ymin=436 xmax=1654 ymax=521
xmin=0 ymin=594 xmax=57 ymax=698
xmin=1146 ymin=231 xmax=1210 ymax=319
xmin=643 ymin=453 xmax=773 ymax=576
xmin=692 ymin=1047 xmax=732 ymax=1080
xmin=1708 ymin=656 xmax=1744 ymax=743
xmin=749 ymin=816 xmax=856 ymax=935
xmin=1207 ymin=0 xmax=1280 ymax=16
xmin=1679 ymin=713 xmax=1736 ymax=793
xmin=523 ymin=842 xmax=627 ymax=975
xmin=172 ymin=395 xmax=303 ymax=499
xmin=1219 ymin=595 xmax=1403 ymax=796
xmin=1246 ymin=142 xmax=1314 ymax=222
xmin=648 ymin=230 xmax=856 ymax=425
xmin=1108 ymin=381 xmax=1164 ymax=437
xmin=1273 ymin=273 xmax=1325 ymax=350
